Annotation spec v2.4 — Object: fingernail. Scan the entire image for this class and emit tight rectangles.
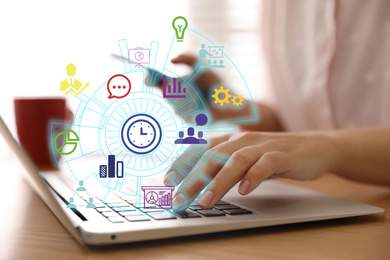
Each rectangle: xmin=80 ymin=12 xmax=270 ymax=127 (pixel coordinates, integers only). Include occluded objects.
xmin=239 ymin=180 xmax=251 ymax=194
xmin=198 ymin=190 xmax=214 ymax=208
xmin=172 ymin=193 xmax=185 ymax=208
xmin=163 ymin=171 xmax=177 ymax=186
xmin=163 ymin=174 xmax=175 ymax=186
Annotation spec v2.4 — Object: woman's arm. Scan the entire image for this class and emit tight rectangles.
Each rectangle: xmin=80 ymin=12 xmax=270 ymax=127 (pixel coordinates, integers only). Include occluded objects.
xmin=164 ymin=128 xmax=390 ymax=210
xmin=329 ymin=128 xmax=390 ymax=186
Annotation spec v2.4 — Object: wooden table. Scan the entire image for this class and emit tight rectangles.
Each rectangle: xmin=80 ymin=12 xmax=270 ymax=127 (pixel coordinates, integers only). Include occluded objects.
xmin=1 ymin=159 xmax=389 ymax=260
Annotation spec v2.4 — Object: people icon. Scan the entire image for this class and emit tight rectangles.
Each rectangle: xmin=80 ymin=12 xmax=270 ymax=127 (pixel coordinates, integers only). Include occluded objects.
xmin=86 ymin=197 xmax=96 ymax=209
xmin=67 ymin=197 xmax=76 ymax=209
xmin=198 ymin=131 xmax=207 ymax=144
xmin=76 ymin=180 xmax=87 ymax=192
xmin=174 ymin=127 xmax=207 ymax=145
xmin=60 ymin=63 xmax=90 ymax=96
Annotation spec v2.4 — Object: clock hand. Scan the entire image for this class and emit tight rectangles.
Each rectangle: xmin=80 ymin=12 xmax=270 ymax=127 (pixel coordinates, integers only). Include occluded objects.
xmin=140 ymin=127 xmax=147 ymax=135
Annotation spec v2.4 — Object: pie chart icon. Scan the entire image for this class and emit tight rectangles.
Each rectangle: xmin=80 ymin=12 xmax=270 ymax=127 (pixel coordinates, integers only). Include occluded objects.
xmin=54 ymin=129 xmax=80 ymax=155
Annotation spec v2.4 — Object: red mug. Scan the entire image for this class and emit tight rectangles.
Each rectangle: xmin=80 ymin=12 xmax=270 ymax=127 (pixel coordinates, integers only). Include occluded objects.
xmin=14 ymin=98 xmax=73 ymax=169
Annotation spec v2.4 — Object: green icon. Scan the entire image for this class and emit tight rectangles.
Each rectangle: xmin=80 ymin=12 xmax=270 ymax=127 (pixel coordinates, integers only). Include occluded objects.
xmin=54 ymin=129 xmax=80 ymax=155
xmin=172 ymin=16 xmax=188 ymax=42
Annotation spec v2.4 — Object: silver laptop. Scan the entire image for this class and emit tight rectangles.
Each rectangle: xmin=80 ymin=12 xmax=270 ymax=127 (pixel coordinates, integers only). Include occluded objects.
xmin=0 ymin=117 xmax=383 ymax=245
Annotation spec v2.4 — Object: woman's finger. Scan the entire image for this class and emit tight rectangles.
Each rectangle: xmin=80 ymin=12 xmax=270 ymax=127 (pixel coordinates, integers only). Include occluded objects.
xmin=197 ymin=145 xmax=266 ymax=208
xmin=238 ymin=151 xmax=291 ymax=195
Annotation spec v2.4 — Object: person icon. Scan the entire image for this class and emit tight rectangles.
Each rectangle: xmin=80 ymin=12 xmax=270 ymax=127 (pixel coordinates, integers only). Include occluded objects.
xmin=76 ymin=180 xmax=87 ymax=192
xmin=149 ymin=193 xmax=157 ymax=204
xmin=199 ymin=44 xmax=212 ymax=65
xmin=86 ymin=197 xmax=96 ymax=209
xmin=182 ymin=127 xmax=199 ymax=144
xmin=174 ymin=131 xmax=185 ymax=144
xmin=67 ymin=197 xmax=76 ymax=209
xmin=60 ymin=63 xmax=89 ymax=96
xmin=198 ymin=131 xmax=207 ymax=144
xmin=199 ymin=44 xmax=211 ymax=58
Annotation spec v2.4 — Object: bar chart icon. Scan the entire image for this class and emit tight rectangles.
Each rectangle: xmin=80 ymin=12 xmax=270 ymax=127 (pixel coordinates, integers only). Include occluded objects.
xmin=99 ymin=155 xmax=124 ymax=178
xmin=162 ymin=75 xmax=186 ymax=98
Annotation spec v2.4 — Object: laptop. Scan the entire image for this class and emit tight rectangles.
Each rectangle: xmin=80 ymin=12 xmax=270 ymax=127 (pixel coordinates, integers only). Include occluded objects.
xmin=0 ymin=117 xmax=384 ymax=245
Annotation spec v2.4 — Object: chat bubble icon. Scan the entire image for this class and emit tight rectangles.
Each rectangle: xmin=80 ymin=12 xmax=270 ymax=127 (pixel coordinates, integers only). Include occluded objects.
xmin=107 ymin=74 xmax=131 ymax=99
xmin=195 ymin=114 xmax=208 ymax=126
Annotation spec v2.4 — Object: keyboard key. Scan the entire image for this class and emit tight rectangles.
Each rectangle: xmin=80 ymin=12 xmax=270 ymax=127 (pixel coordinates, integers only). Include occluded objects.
xmin=213 ymin=204 xmax=241 ymax=210
xmin=107 ymin=203 xmax=130 ymax=208
xmin=94 ymin=204 xmax=108 ymax=209
xmin=102 ymin=211 xmax=119 ymax=217
xmin=107 ymin=216 xmax=124 ymax=223
xmin=174 ymin=210 xmax=201 ymax=218
xmin=119 ymin=211 xmax=145 ymax=217
xmin=96 ymin=208 xmax=112 ymax=213
xmin=140 ymin=207 xmax=164 ymax=213
xmin=197 ymin=209 xmax=226 ymax=217
xmin=148 ymin=212 xmax=177 ymax=220
xmin=188 ymin=205 xmax=203 ymax=211
xmin=223 ymin=209 xmax=253 ymax=215
xmin=125 ymin=216 xmax=151 ymax=222
xmin=112 ymin=205 xmax=137 ymax=212
xmin=215 ymin=201 xmax=230 ymax=205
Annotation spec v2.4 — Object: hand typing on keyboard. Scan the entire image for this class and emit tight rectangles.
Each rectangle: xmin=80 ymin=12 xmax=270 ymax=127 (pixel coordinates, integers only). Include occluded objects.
xmin=163 ymin=132 xmax=339 ymax=211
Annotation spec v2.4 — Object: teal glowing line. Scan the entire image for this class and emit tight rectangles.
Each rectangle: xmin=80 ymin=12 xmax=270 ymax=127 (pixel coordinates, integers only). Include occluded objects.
xmin=66 ymin=162 xmax=79 ymax=182
xmin=116 ymin=111 xmax=124 ymax=119
xmin=162 ymin=32 xmax=176 ymax=73
xmin=109 ymin=140 xmax=119 ymax=146
xmin=112 ymin=146 xmax=121 ymax=152
xmin=111 ymin=117 xmax=121 ymax=123
xmin=188 ymin=28 xmax=258 ymax=125
xmin=127 ymin=103 xmax=133 ymax=114
xmin=118 ymin=39 xmax=129 ymax=73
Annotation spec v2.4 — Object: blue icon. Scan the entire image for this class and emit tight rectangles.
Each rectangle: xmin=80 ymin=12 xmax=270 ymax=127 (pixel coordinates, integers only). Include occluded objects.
xmin=99 ymin=155 xmax=124 ymax=178
xmin=121 ymin=113 xmax=162 ymax=154
xmin=175 ymin=127 xmax=207 ymax=144
xmin=175 ymin=114 xmax=208 ymax=144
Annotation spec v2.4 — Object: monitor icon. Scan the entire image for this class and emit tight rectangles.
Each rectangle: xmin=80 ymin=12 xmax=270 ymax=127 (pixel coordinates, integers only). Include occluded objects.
xmin=141 ymin=186 xmax=175 ymax=209
xmin=129 ymin=47 xmax=150 ymax=68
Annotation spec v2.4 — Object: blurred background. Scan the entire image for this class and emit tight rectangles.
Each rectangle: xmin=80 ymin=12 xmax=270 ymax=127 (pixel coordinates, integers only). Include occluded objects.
xmin=0 ymin=0 xmax=267 ymax=158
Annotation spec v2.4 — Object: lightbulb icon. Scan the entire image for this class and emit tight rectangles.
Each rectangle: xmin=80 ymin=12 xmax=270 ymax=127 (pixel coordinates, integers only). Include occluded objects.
xmin=172 ymin=16 xmax=188 ymax=42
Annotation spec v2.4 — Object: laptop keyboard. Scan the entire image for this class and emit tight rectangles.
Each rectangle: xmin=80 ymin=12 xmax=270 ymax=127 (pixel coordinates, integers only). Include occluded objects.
xmin=78 ymin=193 xmax=252 ymax=223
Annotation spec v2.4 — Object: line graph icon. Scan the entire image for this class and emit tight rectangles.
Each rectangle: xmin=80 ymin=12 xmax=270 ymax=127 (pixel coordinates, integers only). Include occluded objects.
xmin=162 ymin=75 xmax=187 ymax=98
xmin=199 ymin=44 xmax=225 ymax=68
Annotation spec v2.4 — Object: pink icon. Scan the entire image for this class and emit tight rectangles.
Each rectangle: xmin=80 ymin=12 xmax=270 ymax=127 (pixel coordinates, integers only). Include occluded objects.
xmin=141 ymin=186 xmax=175 ymax=209
xmin=107 ymin=74 xmax=131 ymax=99
xmin=162 ymin=75 xmax=186 ymax=98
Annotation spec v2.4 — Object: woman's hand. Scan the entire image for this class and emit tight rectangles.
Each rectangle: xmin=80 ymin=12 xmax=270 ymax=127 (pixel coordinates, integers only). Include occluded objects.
xmin=164 ymin=131 xmax=337 ymax=210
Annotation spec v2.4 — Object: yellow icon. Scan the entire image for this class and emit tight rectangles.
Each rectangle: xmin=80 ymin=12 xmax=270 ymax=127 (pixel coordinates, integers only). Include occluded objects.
xmin=231 ymin=94 xmax=244 ymax=107
xmin=212 ymin=86 xmax=231 ymax=106
xmin=60 ymin=63 xmax=90 ymax=96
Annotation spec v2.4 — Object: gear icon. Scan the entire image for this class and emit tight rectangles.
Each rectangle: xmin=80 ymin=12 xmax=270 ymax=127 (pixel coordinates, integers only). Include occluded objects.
xmin=231 ymin=94 xmax=243 ymax=107
xmin=212 ymin=86 xmax=231 ymax=106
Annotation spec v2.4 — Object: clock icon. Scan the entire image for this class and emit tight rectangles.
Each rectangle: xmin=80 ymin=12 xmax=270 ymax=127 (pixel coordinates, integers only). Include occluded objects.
xmin=121 ymin=113 xmax=162 ymax=155
xmin=134 ymin=51 xmax=144 ymax=61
